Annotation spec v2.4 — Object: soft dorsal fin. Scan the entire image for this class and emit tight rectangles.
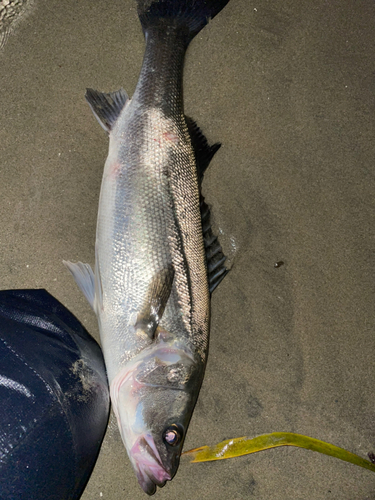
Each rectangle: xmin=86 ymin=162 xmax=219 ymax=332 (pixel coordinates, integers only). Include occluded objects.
xmin=135 ymin=265 xmax=175 ymax=339
xmin=85 ymin=88 xmax=129 ymax=134
xmin=185 ymin=116 xmax=221 ymax=184
xmin=186 ymin=116 xmax=229 ymax=293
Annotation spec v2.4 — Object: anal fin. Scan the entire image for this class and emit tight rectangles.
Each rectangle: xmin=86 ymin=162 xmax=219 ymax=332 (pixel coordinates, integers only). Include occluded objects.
xmin=85 ymin=88 xmax=129 ymax=133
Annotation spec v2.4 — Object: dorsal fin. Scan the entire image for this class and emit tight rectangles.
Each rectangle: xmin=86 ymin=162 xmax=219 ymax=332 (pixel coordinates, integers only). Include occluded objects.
xmin=185 ymin=116 xmax=221 ymax=184
xmin=85 ymin=88 xmax=129 ymax=134
xmin=200 ymin=196 xmax=229 ymax=293
xmin=186 ymin=116 xmax=229 ymax=293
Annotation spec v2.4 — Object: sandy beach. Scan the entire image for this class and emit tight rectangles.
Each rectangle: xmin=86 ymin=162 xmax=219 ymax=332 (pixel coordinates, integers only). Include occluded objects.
xmin=1 ymin=0 xmax=374 ymax=498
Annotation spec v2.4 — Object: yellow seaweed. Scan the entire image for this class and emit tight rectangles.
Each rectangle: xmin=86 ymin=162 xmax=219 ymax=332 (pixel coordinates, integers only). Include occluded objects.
xmin=182 ymin=432 xmax=375 ymax=473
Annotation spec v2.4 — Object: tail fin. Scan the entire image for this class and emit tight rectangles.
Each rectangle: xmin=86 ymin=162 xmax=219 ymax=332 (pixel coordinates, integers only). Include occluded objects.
xmin=137 ymin=0 xmax=230 ymax=42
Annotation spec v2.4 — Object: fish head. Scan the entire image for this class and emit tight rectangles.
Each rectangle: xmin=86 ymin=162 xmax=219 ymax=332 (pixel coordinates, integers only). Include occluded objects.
xmin=110 ymin=340 xmax=203 ymax=495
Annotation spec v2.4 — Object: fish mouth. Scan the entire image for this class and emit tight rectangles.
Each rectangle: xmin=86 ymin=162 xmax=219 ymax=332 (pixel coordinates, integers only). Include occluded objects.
xmin=130 ymin=434 xmax=171 ymax=495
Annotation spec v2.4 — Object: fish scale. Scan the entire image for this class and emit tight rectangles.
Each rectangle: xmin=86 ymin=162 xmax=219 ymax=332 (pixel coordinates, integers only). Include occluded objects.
xmin=64 ymin=0 xmax=230 ymax=495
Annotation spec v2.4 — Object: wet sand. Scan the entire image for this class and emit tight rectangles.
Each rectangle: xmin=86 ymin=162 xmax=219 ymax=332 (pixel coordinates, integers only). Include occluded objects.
xmin=1 ymin=0 xmax=375 ymax=498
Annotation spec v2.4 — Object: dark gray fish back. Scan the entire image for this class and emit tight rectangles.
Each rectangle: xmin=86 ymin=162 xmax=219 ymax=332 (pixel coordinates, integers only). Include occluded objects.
xmin=186 ymin=117 xmax=229 ymax=293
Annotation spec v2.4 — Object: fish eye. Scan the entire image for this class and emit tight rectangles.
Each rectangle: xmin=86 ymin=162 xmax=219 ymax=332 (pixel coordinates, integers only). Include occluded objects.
xmin=162 ymin=424 xmax=183 ymax=447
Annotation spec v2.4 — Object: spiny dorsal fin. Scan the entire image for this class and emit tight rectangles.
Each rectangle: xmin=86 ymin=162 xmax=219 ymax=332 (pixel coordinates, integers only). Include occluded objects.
xmin=135 ymin=265 xmax=175 ymax=339
xmin=200 ymin=197 xmax=229 ymax=293
xmin=85 ymin=88 xmax=129 ymax=134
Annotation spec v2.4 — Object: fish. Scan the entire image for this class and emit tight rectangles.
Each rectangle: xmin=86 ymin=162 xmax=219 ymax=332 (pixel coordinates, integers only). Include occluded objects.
xmin=64 ymin=0 xmax=230 ymax=495
xmin=0 ymin=0 xmax=34 ymax=50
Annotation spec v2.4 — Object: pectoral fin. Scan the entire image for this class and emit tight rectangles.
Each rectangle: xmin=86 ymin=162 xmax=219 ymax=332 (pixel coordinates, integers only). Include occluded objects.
xmin=63 ymin=261 xmax=96 ymax=311
xmin=135 ymin=265 xmax=175 ymax=339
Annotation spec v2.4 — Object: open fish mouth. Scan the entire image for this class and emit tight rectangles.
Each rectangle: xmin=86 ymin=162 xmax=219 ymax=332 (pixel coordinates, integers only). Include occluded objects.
xmin=130 ymin=434 xmax=171 ymax=495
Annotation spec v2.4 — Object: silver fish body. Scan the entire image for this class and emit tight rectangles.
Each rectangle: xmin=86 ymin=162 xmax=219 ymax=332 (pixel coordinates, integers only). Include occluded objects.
xmin=65 ymin=0 xmax=230 ymax=495
xmin=97 ymin=88 xmax=209 ymax=381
